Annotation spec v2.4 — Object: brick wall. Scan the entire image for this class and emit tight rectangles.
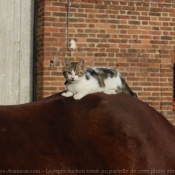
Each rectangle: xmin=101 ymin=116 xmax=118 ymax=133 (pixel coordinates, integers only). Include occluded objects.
xmin=36 ymin=0 xmax=175 ymax=124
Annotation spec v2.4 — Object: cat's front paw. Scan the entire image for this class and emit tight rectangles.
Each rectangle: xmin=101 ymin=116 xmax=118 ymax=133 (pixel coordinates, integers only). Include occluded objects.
xmin=73 ymin=93 xmax=84 ymax=100
xmin=61 ymin=91 xmax=73 ymax=97
xmin=103 ymin=90 xmax=116 ymax=95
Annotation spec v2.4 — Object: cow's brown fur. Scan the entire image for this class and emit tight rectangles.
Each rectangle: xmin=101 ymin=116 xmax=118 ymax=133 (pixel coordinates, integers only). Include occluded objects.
xmin=0 ymin=92 xmax=175 ymax=174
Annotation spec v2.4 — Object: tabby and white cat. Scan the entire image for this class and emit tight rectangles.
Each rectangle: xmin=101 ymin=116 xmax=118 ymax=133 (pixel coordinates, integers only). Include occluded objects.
xmin=61 ymin=58 xmax=137 ymax=100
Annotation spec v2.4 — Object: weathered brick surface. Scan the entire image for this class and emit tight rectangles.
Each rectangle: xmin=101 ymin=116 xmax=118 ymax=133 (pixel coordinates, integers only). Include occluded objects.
xmin=36 ymin=0 xmax=175 ymax=124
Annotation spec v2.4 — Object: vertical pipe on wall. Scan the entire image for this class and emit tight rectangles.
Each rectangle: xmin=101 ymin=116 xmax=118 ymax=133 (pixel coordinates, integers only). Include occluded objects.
xmin=67 ymin=0 xmax=72 ymax=52
xmin=32 ymin=0 xmax=37 ymax=101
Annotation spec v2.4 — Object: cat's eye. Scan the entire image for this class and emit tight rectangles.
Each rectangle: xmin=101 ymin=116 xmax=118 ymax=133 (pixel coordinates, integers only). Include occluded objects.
xmin=76 ymin=72 xmax=81 ymax=76
xmin=76 ymin=72 xmax=83 ymax=76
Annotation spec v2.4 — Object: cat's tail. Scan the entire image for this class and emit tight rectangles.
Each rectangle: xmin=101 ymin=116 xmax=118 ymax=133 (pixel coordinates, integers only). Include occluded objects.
xmin=120 ymin=77 xmax=137 ymax=98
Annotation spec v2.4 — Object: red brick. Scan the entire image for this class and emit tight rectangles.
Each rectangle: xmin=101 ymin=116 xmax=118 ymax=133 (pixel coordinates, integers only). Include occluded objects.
xmin=107 ymin=29 xmax=119 ymax=34
xmin=44 ymin=7 xmax=59 ymax=11
xmin=96 ymin=24 xmax=110 ymax=28
xmin=118 ymin=44 xmax=131 ymax=49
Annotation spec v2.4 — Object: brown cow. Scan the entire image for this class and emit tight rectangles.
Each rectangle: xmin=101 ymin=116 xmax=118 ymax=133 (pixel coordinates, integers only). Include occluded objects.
xmin=0 ymin=92 xmax=175 ymax=175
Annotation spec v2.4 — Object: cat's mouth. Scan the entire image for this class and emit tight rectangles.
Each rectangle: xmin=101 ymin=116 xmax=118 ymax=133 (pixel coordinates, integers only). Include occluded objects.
xmin=70 ymin=79 xmax=77 ymax=83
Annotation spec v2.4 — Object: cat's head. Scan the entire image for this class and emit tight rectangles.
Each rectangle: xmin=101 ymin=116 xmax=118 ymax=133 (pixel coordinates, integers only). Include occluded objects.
xmin=63 ymin=58 xmax=85 ymax=83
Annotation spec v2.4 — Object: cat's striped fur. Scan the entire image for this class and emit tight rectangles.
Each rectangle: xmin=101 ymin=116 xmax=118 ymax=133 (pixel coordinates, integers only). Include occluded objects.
xmin=62 ymin=58 xmax=137 ymax=100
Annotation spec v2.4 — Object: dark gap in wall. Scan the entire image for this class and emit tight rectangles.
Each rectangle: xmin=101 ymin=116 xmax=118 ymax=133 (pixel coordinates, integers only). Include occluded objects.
xmin=32 ymin=0 xmax=38 ymax=101
xmin=173 ymin=62 xmax=175 ymax=115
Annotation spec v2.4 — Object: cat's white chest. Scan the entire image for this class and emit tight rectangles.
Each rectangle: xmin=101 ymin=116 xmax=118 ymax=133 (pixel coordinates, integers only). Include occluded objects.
xmin=66 ymin=77 xmax=86 ymax=94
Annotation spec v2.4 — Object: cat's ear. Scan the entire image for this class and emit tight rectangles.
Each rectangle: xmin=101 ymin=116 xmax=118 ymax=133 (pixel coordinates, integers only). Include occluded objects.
xmin=78 ymin=59 xmax=85 ymax=68
xmin=64 ymin=58 xmax=70 ymax=66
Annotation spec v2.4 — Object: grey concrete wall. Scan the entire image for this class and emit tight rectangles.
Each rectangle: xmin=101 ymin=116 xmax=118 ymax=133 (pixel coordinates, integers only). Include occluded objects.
xmin=0 ymin=0 xmax=34 ymax=105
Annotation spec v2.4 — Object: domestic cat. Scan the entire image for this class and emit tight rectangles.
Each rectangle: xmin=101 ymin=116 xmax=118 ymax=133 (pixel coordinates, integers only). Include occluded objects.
xmin=61 ymin=58 xmax=137 ymax=100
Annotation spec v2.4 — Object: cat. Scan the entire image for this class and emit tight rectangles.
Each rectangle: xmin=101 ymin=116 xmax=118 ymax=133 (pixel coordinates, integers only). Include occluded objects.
xmin=61 ymin=58 xmax=137 ymax=100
